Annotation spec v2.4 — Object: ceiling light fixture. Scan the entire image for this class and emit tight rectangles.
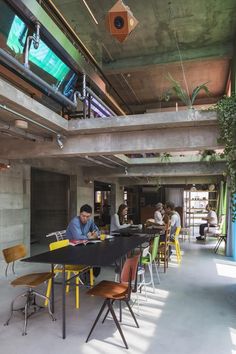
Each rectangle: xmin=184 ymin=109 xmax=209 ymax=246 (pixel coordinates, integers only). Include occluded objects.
xmin=124 ymin=167 xmax=128 ymax=175
xmin=82 ymin=0 xmax=98 ymax=24
xmin=0 ymin=162 xmax=11 ymax=171
xmin=15 ymin=119 xmax=28 ymax=130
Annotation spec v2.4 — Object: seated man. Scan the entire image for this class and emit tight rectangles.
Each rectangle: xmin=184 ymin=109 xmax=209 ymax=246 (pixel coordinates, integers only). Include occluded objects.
xmin=66 ymin=204 xmax=101 ymax=278
xmin=66 ymin=204 xmax=99 ymax=241
xmin=196 ymin=204 xmax=218 ymax=241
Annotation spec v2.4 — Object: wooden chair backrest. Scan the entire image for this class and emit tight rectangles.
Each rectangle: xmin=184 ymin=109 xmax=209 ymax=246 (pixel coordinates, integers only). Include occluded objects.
xmin=121 ymin=254 xmax=140 ymax=284
xmin=2 ymin=244 xmax=26 ymax=264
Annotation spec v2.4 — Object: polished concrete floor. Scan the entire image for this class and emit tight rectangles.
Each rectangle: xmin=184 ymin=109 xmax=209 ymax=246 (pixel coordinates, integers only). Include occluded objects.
xmin=0 ymin=238 xmax=236 ymax=354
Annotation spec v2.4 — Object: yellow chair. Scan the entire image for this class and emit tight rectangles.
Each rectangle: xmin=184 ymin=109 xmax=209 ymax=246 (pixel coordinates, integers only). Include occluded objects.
xmin=168 ymin=227 xmax=182 ymax=264
xmin=45 ymin=239 xmax=94 ymax=309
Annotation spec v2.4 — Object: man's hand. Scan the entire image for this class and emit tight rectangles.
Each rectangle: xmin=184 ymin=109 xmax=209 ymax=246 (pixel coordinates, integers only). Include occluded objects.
xmin=87 ymin=231 xmax=98 ymax=239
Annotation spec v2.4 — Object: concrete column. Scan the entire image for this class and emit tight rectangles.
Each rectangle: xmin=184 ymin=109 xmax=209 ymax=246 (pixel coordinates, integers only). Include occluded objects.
xmin=110 ymin=181 xmax=124 ymax=216
xmin=0 ymin=163 xmax=30 ymax=264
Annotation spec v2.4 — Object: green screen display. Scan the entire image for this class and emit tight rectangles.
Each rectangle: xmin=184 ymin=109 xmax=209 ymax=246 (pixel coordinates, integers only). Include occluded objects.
xmin=7 ymin=15 xmax=70 ymax=82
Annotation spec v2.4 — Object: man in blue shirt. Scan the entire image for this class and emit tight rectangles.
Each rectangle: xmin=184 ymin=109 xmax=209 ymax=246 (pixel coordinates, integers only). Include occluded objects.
xmin=66 ymin=204 xmax=99 ymax=241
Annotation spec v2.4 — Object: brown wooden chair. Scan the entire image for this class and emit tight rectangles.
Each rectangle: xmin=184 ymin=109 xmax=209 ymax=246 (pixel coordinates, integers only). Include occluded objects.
xmin=2 ymin=244 xmax=55 ymax=336
xmin=158 ymin=222 xmax=171 ymax=272
xmin=86 ymin=254 xmax=140 ymax=349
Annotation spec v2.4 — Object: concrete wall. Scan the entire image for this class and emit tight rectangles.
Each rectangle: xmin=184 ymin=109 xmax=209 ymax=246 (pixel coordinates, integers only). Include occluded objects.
xmin=76 ymin=170 xmax=94 ymax=216
xmin=0 ymin=163 xmax=30 ymax=260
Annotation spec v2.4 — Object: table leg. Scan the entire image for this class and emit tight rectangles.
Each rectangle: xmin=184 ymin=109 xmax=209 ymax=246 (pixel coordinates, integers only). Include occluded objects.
xmin=51 ymin=264 xmax=54 ymax=313
xmin=62 ymin=265 xmax=66 ymax=339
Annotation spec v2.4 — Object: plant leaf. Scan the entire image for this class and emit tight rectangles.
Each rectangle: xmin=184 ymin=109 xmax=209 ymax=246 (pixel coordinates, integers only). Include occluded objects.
xmin=167 ymin=73 xmax=191 ymax=107
xmin=191 ymin=83 xmax=210 ymax=105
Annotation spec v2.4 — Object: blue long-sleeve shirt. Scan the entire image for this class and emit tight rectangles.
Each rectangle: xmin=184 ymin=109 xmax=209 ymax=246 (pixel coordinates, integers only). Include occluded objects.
xmin=65 ymin=216 xmax=99 ymax=240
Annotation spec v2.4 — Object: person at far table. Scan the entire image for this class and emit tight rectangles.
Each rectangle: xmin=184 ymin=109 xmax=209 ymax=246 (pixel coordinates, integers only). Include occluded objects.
xmin=66 ymin=204 xmax=99 ymax=241
xmin=154 ymin=203 xmax=164 ymax=225
xmin=165 ymin=202 xmax=181 ymax=241
xmin=196 ymin=204 xmax=218 ymax=241
xmin=110 ymin=204 xmax=133 ymax=234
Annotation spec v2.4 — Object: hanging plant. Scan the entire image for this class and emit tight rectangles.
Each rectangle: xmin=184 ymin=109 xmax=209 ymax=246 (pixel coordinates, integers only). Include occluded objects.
xmin=162 ymin=73 xmax=210 ymax=109
xmin=216 ymin=94 xmax=236 ymax=220
xmin=199 ymin=149 xmax=223 ymax=165
xmin=160 ymin=152 xmax=172 ymax=163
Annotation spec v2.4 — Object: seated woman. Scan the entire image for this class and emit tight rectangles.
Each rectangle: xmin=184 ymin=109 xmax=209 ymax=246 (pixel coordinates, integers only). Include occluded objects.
xmin=145 ymin=203 xmax=165 ymax=228
xmin=110 ymin=204 xmax=132 ymax=234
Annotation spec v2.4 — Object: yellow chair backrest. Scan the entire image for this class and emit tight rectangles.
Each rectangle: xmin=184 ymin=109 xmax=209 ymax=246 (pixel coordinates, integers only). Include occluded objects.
xmin=49 ymin=239 xmax=69 ymax=251
xmin=175 ymin=227 xmax=181 ymax=238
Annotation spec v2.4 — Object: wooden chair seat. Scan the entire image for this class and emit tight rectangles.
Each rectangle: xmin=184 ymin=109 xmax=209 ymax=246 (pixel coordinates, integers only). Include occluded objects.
xmin=2 ymin=244 xmax=55 ymax=335
xmin=87 ymin=280 xmax=128 ymax=300
xmin=11 ymin=272 xmax=53 ymax=287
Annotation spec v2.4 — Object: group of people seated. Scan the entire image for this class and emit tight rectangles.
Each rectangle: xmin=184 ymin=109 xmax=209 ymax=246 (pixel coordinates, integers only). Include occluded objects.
xmin=65 ymin=200 xmax=218 ymax=242
xmin=147 ymin=201 xmax=181 ymax=241
xmin=65 ymin=201 xmax=181 ymax=242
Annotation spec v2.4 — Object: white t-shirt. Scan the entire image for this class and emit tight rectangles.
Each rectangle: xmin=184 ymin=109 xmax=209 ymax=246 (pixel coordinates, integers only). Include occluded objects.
xmin=154 ymin=210 xmax=164 ymax=225
xmin=208 ymin=210 xmax=218 ymax=226
xmin=170 ymin=211 xmax=181 ymax=236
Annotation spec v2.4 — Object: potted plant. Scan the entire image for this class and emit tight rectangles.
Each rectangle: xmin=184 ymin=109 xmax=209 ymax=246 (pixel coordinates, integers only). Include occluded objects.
xmin=160 ymin=152 xmax=172 ymax=163
xmin=216 ymin=94 xmax=236 ymax=220
xmin=163 ymin=74 xmax=210 ymax=119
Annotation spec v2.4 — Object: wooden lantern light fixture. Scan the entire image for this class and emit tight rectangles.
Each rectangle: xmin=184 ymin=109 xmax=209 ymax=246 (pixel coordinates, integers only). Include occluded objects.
xmin=106 ymin=0 xmax=138 ymax=43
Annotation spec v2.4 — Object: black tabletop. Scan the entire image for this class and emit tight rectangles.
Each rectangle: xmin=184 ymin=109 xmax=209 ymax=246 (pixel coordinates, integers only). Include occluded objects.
xmin=23 ymin=235 xmax=149 ymax=267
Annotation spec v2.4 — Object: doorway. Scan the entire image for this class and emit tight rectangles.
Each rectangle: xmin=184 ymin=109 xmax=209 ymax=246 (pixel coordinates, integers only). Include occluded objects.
xmin=30 ymin=168 xmax=70 ymax=251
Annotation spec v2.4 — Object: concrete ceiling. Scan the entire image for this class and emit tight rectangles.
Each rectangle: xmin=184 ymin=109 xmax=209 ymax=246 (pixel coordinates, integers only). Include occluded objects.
xmin=0 ymin=0 xmax=231 ymax=185
xmin=53 ymin=0 xmax=236 ymax=114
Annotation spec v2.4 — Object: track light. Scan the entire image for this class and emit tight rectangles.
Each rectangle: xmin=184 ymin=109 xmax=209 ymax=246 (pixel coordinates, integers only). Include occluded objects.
xmin=56 ymin=134 xmax=64 ymax=149
xmin=124 ymin=167 xmax=128 ymax=175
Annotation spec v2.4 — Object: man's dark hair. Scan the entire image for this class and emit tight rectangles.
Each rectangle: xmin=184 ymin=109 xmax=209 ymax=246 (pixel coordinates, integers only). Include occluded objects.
xmin=165 ymin=201 xmax=175 ymax=211
xmin=80 ymin=204 xmax=92 ymax=214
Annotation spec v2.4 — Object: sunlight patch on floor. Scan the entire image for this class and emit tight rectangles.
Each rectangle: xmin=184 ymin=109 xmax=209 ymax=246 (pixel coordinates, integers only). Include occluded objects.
xmin=216 ymin=263 xmax=236 ymax=279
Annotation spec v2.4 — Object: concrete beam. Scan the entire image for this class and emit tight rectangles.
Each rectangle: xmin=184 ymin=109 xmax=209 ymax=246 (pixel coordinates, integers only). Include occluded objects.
xmin=114 ymin=155 xmax=225 ymax=165
xmin=103 ymin=44 xmax=233 ymax=74
xmin=68 ymin=110 xmax=218 ymax=134
xmin=0 ymin=125 xmax=223 ymax=159
xmin=0 ymin=77 xmax=68 ymax=132
xmin=119 ymin=176 xmax=220 ymax=186
xmin=84 ymin=162 xmax=226 ymax=178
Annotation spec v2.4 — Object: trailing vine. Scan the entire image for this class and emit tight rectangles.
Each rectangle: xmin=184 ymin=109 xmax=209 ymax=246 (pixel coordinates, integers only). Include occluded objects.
xmin=216 ymin=94 xmax=236 ymax=220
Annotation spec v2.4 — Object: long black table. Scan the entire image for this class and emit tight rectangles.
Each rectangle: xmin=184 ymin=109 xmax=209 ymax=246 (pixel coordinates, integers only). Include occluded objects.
xmin=23 ymin=234 xmax=149 ymax=339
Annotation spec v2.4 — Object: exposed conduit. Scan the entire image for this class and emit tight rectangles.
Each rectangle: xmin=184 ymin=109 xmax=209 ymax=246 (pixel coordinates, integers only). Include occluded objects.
xmin=0 ymin=48 xmax=77 ymax=110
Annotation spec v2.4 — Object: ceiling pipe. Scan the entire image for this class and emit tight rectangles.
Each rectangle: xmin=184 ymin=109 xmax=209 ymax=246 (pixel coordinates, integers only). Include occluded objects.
xmin=100 ymin=155 xmax=127 ymax=168
xmin=0 ymin=48 xmax=77 ymax=110
xmin=24 ymin=21 xmax=41 ymax=69
xmin=0 ymin=119 xmax=49 ymax=142
xmin=0 ymin=104 xmax=60 ymax=135
xmin=73 ymin=73 xmax=87 ymax=103
xmin=84 ymin=155 xmax=116 ymax=168
xmin=42 ymin=0 xmax=131 ymax=115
